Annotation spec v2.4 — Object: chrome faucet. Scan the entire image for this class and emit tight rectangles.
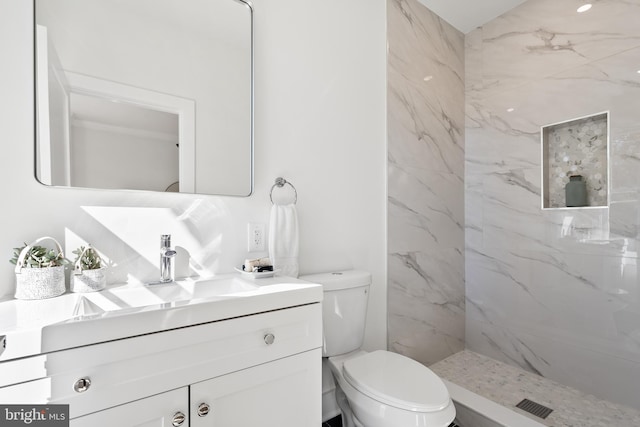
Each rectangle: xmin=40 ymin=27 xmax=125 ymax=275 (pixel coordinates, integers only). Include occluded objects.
xmin=159 ymin=234 xmax=177 ymax=283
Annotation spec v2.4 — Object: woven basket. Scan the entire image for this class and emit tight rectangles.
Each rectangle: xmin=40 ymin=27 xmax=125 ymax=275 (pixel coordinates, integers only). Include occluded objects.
xmin=72 ymin=245 xmax=106 ymax=293
xmin=14 ymin=237 xmax=66 ymax=300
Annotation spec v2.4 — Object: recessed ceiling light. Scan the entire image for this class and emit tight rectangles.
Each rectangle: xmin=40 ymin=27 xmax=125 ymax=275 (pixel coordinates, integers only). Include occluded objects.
xmin=577 ymin=4 xmax=592 ymax=13
xmin=507 ymin=108 xmax=515 ymax=112
xmin=637 ymin=70 xmax=640 ymax=74
xmin=423 ymin=75 xmax=433 ymax=82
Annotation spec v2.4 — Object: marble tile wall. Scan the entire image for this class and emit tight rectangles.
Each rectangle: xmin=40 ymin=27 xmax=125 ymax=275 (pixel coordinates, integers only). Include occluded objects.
xmin=387 ymin=0 xmax=465 ymax=366
xmin=465 ymin=0 xmax=640 ymax=410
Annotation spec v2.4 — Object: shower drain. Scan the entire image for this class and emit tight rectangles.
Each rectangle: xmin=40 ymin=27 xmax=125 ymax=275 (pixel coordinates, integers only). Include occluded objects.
xmin=516 ymin=398 xmax=554 ymax=419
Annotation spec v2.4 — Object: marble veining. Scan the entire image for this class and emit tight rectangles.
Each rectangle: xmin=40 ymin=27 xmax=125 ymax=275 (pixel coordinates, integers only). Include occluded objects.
xmin=477 ymin=0 xmax=640 ymax=99
xmin=387 ymin=0 xmax=465 ymax=366
xmin=431 ymin=350 xmax=640 ymax=427
xmin=465 ymin=0 xmax=640 ymax=410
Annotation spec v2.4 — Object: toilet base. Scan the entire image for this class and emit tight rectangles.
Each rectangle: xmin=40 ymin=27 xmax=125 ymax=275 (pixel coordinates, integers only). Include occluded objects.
xmin=335 ymin=379 xmax=384 ymax=427
xmin=334 ymin=381 xmax=357 ymax=427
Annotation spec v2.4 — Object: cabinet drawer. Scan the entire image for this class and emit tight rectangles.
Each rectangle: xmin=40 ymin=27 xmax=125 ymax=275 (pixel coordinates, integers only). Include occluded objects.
xmin=0 ymin=303 xmax=321 ymax=419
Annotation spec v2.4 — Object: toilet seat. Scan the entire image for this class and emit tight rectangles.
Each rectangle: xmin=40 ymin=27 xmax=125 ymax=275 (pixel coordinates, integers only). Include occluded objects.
xmin=343 ymin=350 xmax=451 ymax=413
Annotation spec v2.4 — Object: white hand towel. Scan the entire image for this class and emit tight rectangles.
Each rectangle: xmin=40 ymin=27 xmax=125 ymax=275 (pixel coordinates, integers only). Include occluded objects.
xmin=268 ymin=203 xmax=299 ymax=278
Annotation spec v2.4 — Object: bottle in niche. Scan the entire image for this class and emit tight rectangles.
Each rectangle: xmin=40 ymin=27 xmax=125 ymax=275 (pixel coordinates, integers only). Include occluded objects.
xmin=565 ymin=175 xmax=588 ymax=207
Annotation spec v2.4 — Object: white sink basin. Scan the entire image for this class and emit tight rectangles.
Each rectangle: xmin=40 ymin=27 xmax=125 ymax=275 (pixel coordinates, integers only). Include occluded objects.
xmin=87 ymin=277 xmax=261 ymax=313
xmin=0 ymin=274 xmax=322 ymax=362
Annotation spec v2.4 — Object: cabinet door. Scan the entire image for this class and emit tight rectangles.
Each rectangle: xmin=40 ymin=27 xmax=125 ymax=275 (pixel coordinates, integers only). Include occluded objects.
xmin=190 ymin=349 xmax=321 ymax=427
xmin=70 ymin=387 xmax=188 ymax=427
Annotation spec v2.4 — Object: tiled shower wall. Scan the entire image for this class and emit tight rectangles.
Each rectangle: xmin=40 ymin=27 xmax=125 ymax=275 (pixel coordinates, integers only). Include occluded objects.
xmin=465 ymin=0 xmax=640 ymax=410
xmin=387 ymin=0 xmax=465 ymax=366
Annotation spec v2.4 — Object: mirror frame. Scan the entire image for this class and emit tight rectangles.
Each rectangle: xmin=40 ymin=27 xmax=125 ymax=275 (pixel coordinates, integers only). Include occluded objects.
xmin=32 ymin=0 xmax=254 ymax=197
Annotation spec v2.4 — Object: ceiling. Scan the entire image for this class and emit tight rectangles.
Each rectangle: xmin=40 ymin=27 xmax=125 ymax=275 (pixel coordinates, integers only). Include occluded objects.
xmin=417 ymin=0 xmax=529 ymax=33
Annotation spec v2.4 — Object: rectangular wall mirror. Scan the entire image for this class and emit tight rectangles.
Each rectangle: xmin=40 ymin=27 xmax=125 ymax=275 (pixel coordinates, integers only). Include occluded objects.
xmin=35 ymin=0 xmax=253 ymax=196
xmin=541 ymin=112 xmax=609 ymax=209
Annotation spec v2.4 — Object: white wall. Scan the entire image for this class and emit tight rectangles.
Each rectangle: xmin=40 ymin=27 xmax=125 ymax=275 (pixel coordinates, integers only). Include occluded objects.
xmin=70 ymin=123 xmax=178 ymax=191
xmin=0 ymin=0 xmax=387 ymax=351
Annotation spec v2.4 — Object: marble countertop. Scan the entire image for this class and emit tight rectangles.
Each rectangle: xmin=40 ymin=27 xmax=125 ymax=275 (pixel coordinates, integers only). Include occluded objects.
xmin=0 ymin=274 xmax=322 ymax=362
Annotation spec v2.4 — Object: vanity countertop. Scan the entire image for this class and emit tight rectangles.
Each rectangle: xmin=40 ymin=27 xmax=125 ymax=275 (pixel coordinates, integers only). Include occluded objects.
xmin=0 ymin=274 xmax=322 ymax=362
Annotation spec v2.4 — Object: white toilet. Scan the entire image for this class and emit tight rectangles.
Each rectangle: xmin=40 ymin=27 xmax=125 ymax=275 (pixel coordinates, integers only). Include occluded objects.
xmin=301 ymin=270 xmax=456 ymax=427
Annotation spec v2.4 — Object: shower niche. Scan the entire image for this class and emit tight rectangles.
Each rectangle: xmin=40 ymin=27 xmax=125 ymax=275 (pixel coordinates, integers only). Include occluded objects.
xmin=541 ymin=112 xmax=609 ymax=209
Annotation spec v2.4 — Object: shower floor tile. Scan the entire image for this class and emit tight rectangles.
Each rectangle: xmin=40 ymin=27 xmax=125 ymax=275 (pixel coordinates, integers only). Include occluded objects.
xmin=430 ymin=350 xmax=640 ymax=427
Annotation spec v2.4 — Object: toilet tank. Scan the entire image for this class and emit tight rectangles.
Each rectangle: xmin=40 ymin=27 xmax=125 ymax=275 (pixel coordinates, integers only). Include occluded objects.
xmin=300 ymin=270 xmax=371 ymax=357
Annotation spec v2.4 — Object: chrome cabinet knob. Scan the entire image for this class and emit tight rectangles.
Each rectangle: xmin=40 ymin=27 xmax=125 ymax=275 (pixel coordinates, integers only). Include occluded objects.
xmin=264 ymin=333 xmax=275 ymax=345
xmin=73 ymin=377 xmax=91 ymax=393
xmin=172 ymin=411 xmax=186 ymax=426
xmin=197 ymin=403 xmax=210 ymax=417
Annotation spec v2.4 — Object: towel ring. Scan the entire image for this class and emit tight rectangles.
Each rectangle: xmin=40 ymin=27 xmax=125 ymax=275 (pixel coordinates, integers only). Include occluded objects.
xmin=270 ymin=177 xmax=297 ymax=205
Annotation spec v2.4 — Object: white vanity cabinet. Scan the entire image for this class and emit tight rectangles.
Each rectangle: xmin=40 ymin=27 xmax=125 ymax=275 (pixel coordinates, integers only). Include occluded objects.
xmin=190 ymin=349 xmax=320 ymax=426
xmin=0 ymin=302 xmax=322 ymax=426
xmin=70 ymin=387 xmax=189 ymax=427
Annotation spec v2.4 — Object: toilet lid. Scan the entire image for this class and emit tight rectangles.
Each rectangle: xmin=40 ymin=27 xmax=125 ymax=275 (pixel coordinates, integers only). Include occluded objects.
xmin=343 ymin=350 xmax=451 ymax=412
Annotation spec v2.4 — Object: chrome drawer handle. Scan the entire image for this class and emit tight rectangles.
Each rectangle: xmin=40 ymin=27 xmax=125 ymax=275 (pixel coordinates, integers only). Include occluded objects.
xmin=197 ymin=403 xmax=210 ymax=417
xmin=264 ymin=333 xmax=275 ymax=345
xmin=172 ymin=411 xmax=186 ymax=426
xmin=73 ymin=377 xmax=91 ymax=393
